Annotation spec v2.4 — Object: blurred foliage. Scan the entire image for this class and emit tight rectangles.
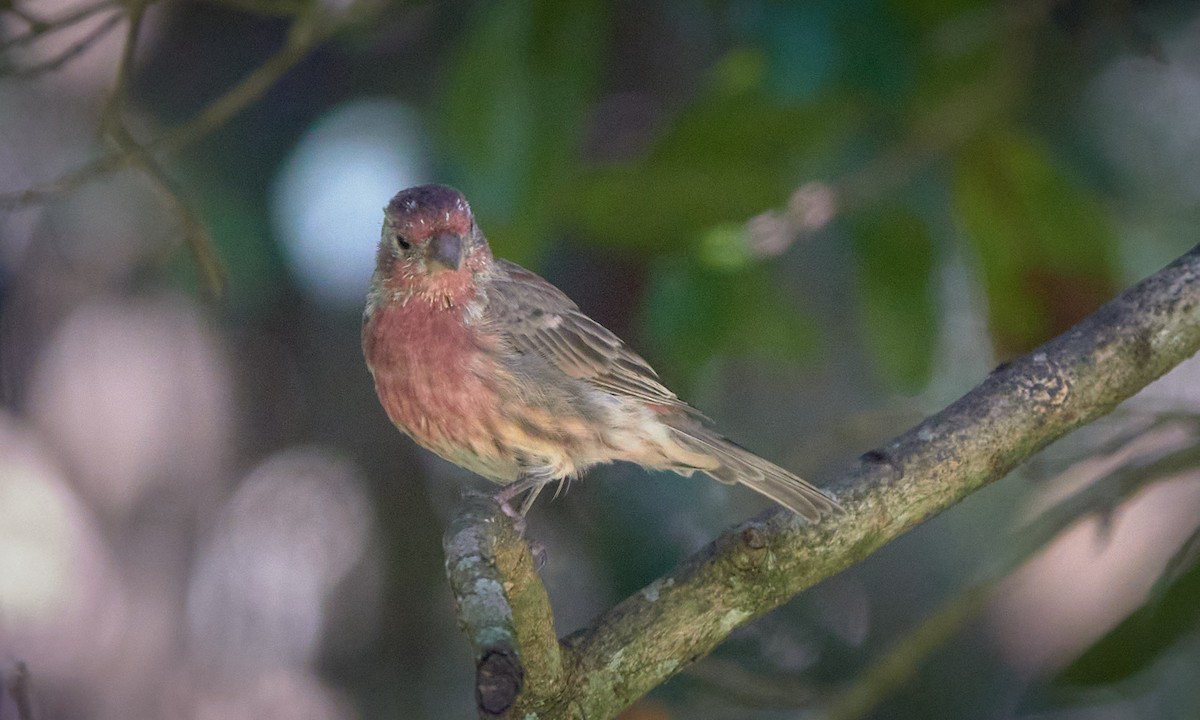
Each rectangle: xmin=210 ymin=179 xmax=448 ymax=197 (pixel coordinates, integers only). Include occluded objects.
xmin=953 ymin=129 xmax=1120 ymax=355
xmin=430 ymin=0 xmax=1141 ymax=391
xmin=1053 ymin=528 xmax=1200 ymax=690
xmin=850 ymin=206 xmax=936 ymax=391
xmin=176 ymin=164 xmax=284 ymax=310
xmin=567 ymin=71 xmax=849 ymax=252
xmin=643 ymin=255 xmax=819 ymax=384
xmin=441 ymin=0 xmax=607 ymax=266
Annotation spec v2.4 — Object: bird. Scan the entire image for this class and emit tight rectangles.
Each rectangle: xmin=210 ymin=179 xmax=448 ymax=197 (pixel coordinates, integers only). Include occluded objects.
xmin=362 ymin=184 xmax=841 ymax=521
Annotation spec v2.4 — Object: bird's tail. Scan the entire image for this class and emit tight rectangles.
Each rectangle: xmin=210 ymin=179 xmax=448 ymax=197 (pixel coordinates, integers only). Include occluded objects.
xmin=667 ymin=424 xmax=841 ymax=521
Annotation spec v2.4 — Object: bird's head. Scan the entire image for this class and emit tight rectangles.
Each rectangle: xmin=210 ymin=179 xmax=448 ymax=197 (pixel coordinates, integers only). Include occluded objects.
xmin=371 ymin=184 xmax=492 ymax=306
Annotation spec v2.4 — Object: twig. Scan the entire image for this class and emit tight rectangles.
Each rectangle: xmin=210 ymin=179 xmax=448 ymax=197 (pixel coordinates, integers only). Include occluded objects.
xmin=160 ymin=7 xmax=326 ymax=153
xmin=1006 ymin=437 xmax=1200 ymax=571
xmin=750 ymin=0 xmax=1054 ymax=249
xmin=97 ymin=2 xmax=228 ymax=297
xmin=0 ymin=1 xmax=340 ymax=298
xmin=0 ymin=3 xmax=343 ymax=210
xmin=130 ymin=148 xmax=228 ymax=298
xmin=5 ymin=4 xmax=45 ymax=29
xmin=0 ymin=0 xmax=120 ymax=51
xmin=1 ymin=9 xmax=124 ymax=78
xmin=0 ymin=0 xmax=351 ymax=294
xmin=446 ymin=244 xmax=1200 ymax=718
xmin=101 ymin=0 xmax=142 ymax=122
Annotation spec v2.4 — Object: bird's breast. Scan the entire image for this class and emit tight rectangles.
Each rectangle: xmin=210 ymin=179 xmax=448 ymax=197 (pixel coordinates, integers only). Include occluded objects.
xmin=363 ymin=297 xmax=515 ymax=478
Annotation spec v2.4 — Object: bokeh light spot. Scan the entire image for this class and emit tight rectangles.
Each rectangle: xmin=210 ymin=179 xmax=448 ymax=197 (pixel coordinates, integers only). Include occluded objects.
xmin=186 ymin=446 xmax=376 ymax=668
xmin=272 ymin=98 xmax=429 ymax=307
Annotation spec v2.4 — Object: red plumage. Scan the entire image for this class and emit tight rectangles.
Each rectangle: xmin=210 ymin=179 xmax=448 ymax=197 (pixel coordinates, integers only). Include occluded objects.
xmin=363 ymin=184 xmax=841 ymax=520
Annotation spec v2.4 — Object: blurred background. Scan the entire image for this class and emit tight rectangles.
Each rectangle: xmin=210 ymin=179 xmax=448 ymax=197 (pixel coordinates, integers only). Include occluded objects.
xmin=2 ymin=0 xmax=1200 ymax=718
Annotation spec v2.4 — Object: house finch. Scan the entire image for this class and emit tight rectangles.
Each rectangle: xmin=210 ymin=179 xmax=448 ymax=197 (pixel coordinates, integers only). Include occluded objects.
xmin=362 ymin=184 xmax=841 ymax=521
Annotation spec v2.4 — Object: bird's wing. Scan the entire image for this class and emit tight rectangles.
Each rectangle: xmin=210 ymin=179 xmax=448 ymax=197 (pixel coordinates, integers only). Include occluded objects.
xmin=487 ymin=259 xmax=693 ymax=410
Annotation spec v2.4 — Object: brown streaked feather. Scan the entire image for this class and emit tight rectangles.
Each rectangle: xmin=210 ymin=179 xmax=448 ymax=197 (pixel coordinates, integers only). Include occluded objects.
xmin=483 ymin=258 xmax=840 ymax=519
xmin=664 ymin=421 xmax=840 ymax=521
xmin=486 ymin=259 xmax=697 ymax=412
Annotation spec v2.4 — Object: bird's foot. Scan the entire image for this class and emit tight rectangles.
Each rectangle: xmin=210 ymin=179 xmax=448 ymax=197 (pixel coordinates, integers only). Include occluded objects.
xmin=493 ymin=478 xmax=550 ymax=536
xmin=497 ymin=497 xmax=528 ymax=536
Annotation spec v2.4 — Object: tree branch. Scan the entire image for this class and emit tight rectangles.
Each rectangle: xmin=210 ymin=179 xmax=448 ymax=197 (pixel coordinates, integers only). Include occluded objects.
xmin=0 ymin=9 xmax=124 ymax=78
xmin=445 ymin=243 xmax=1200 ymax=718
xmin=0 ymin=1 xmax=353 ymax=210
xmin=444 ymin=495 xmax=564 ymax=717
xmin=88 ymin=1 xmax=228 ymax=298
xmin=0 ymin=0 xmax=121 ymax=53
xmin=821 ymin=420 xmax=1200 ymax=720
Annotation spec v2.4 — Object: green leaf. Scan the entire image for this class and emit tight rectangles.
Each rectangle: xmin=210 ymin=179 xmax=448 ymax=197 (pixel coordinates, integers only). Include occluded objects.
xmin=175 ymin=166 xmax=283 ymax=311
xmin=440 ymin=0 xmax=606 ymax=265
xmin=1053 ymin=546 xmax=1200 ymax=688
xmin=642 ymin=255 xmax=818 ymax=389
xmin=885 ymin=0 xmax=989 ymax=34
xmin=952 ymin=129 xmax=1119 ymax=354
xmin=567 ymin=54 xmax=853 ymax=254
xmin=851 ymin=206 xmax=936 ymax=391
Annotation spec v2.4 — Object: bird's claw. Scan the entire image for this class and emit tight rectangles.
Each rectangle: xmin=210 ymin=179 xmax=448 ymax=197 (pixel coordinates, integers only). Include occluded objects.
xmin=497 ymin=497 xmax=528 ymax=536
xmin=528 ymin=540 xmax=547 ymax=571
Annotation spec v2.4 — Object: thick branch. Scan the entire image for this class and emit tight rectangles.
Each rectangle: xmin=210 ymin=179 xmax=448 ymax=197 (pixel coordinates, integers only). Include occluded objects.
xmin=444 ymin=495 xmax=564 ymax=716
xmin=447 ymin=244 xmax=1200 ymax=718
xmin=820 ymin=423 xmax=1200 ymax=720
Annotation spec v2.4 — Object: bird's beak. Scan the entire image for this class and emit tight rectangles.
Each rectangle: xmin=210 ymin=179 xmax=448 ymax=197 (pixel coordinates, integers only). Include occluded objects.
xmin=427 ymin=232 xmax=463 ymax=272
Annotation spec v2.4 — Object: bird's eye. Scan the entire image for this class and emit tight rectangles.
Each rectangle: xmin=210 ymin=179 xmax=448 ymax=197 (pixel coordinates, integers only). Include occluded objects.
xmin=395 ymin=235 xmax=411 ymax=251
